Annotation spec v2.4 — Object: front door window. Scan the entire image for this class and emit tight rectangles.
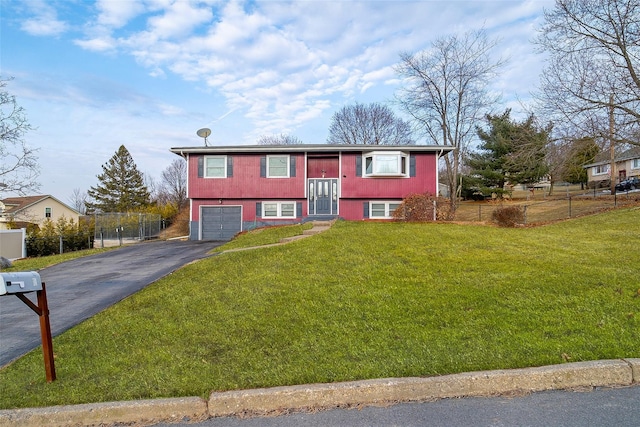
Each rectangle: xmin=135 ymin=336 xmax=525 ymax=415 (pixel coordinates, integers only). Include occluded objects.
xmin=309 ymin=179 xmax=337 ymax=215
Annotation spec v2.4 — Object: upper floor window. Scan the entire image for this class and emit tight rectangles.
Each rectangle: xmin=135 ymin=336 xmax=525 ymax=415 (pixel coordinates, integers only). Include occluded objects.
xmin=45 ymin=207 xmax=52 ymax=218
xmin=267 ymin=155 xmax=290 ymax=178
xmin=633 ymin=159 xmax=640 ymax=169
xmin=363 ymin=151 xmax=409 ymax=177
xmin=593 ymin=164 xmax=609 ymax=175
xmin=204 ymin=155 xmax=227 ymax=178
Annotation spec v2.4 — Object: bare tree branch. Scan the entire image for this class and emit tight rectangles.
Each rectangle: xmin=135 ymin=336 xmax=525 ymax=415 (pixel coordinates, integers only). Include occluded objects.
xmin=0 ymin=77 xmax=40 ymax=196
xmin=395 ymin=28 xmax=505 ymax=207
xmin=326 ymin=102 xmax=414 ymax=145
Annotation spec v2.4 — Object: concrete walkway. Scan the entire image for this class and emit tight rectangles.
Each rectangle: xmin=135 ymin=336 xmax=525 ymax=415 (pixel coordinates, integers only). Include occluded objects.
xmin=218 ymin=220 xmax=335 ymax=253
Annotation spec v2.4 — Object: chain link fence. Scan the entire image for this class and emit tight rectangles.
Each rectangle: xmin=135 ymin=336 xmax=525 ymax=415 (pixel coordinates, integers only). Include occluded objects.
xmin=455 ymin=191 xmax=640 ymax=225
xmin=94 ymin=213 xmax=161 ymax=248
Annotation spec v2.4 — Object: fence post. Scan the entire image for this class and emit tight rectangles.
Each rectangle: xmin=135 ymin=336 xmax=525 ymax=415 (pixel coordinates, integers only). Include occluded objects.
xmin=21 ymin=228 xmax=27 ymax=259
xmin=568 ymin=196 xmax=572 ymax=218
xmin=523 ymin=205 xmax=528 ymax=225
xmin=59 ymin=235 xmax=63 ymax=255
xmin=478 ymin=205 xmax=482 ymax=221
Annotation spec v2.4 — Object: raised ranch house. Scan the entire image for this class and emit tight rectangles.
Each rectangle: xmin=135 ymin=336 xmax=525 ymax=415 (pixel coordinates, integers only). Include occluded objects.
xmin=170 ymin=144 xmax=454 ymax=241
xmin=584 ymin=147 xmax=640 ymax=189
xmin=0 ymin=195 xmax=81 ymax=230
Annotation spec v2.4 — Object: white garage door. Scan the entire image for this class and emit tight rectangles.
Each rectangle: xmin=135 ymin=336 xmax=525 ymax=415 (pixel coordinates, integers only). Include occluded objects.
xmin=200 ymin=206 xmax=242 ymax=241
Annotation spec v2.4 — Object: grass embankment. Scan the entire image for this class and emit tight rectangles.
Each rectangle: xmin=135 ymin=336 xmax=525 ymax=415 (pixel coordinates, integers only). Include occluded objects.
xmin=2 ymin=248 xmax=114 ymax=272
xmin=212 ymin=222 xmax=314 ymax=252
xmin=1 ymin=209 xmax=639 ymax=409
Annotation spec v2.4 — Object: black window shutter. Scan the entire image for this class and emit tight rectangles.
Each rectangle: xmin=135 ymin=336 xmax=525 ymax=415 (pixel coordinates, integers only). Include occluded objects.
xmin=290 ymin=156 xmax=296 ymax=177
xmin=256 ymin=202 xmax=262 ymax=216
xmin=410 ymin=155 xmax=416 ymax=177
xmin=260 ymin=156 xmax=266 ymax=177
xmin=356 ymin=156 xmax=362 ymax=177
xmin=296 ymin=202 xmax=302 ymax=217
xmin=227 ymin=156 xmax=233 ymax=177
xmin=198 ymin=156 xmax=204 ymax=178
xmin=363 ymin=202 xmax=369 ymax=218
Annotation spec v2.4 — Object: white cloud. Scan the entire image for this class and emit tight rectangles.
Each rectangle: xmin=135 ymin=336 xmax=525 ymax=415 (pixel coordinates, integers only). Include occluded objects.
xmin=95 ymin=0 xmax=145 ymax=28
xmin=20 ymin=0 xmax=67 ymax=36
xmin=74 ymin=35 xmax=117 ymax=52
xmin=16 ymin=0 xmax=553 ymax=151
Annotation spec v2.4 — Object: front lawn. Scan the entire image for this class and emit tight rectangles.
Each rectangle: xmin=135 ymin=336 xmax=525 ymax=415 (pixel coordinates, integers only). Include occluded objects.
xmin=0 ymin=208 xmax=638 ymax=409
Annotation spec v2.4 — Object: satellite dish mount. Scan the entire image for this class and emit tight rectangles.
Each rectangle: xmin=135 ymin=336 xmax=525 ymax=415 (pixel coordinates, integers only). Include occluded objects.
xmin=197 ymin=128 xmax=212 ymax=146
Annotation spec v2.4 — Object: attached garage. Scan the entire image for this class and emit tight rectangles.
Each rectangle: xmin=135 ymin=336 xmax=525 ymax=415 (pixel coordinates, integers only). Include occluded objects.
xmin=200 ymin=206 xmax=242 ymax=241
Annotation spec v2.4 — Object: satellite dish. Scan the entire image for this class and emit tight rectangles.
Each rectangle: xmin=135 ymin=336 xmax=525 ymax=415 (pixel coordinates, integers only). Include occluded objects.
xmin=196 ymin=128 xmax=211 ymax=146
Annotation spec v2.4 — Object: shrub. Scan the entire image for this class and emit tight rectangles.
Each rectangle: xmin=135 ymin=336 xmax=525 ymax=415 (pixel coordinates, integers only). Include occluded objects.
xmin=392 ymin=193 xmax=455 ymax=221
xmin=491 ymin=205 xmax=525 ymax=227
xmin=26 ymin=217 xmax=93 ymax=257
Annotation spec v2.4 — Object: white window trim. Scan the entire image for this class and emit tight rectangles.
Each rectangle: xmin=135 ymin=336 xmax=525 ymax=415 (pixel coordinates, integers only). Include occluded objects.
xmin=363 ymin=151 xmax=409 ymax=177
xmin=632 ymin=159 xmax=640 ymax=170
xmin=593 ymin=164 xmax=609 ymax=176
xmin=267 ymin=155 xmax=290 ymax=178
xmin=262 ymin=201 xmax=296 ymax=219
xmin=204 ymin=155 xmax=227 ymax=178
xmin=369 ymin=201 xmax=402 ymax=219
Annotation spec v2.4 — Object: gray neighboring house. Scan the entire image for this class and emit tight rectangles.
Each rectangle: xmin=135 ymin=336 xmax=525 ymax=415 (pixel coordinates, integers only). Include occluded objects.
xmin=584 ymin=146 xmax=640 ymax=189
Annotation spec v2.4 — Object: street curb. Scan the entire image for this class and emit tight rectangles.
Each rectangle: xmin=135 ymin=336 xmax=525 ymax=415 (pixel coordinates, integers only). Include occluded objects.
xmin=207 ymin=359 xmax=635 ymax=418
xmin=0 ymin=359 xmax=638 ymax=426
xmin=0 ymin=397 xmax=208 ymax=427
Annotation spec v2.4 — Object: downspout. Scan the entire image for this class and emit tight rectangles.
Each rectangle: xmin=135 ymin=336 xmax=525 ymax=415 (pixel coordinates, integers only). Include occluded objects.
xmin=436 ymin=149 xmax=444 ymax=197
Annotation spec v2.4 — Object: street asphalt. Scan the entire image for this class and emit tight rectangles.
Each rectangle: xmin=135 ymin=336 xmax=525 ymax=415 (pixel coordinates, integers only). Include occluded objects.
xmin=0 ymin=239 xmax=222 ymax=367
xmin=155 ymin=384 xmax=640 ymax=427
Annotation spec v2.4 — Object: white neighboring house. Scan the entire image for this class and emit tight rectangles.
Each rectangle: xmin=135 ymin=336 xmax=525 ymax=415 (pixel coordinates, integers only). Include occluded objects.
xmin=0 ymin=195 xmax=81 ymax=230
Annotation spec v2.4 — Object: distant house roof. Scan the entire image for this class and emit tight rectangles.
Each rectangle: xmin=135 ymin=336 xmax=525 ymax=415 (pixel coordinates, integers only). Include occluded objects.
xmin=584 ymin=146 xmax=640 ymax=168
xmin=170 ymin=143 xmax=455 ymax=156
xmin=0 ymin=195 xmax=80 ymax=216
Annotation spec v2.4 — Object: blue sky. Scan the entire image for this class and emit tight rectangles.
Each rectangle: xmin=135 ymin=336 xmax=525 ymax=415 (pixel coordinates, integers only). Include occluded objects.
xmin=1 ymin=0 xmax=552 ymax=203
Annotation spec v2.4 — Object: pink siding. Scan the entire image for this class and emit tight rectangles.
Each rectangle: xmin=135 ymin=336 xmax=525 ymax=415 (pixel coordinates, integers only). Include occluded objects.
xmin=308 ymin=157 xmax=339 ymax=178
xmin=187 ymin=150 xmax=439 ymax=223
xmin=340 ymin=152 xmax=438 ymax=198
xmin=339 ymin=200 xmax=368 ymax=221
xmin=191 ymin=199 xmax=307 ymax=222
xmin=188 ymin=153 xmax=306 ymax=199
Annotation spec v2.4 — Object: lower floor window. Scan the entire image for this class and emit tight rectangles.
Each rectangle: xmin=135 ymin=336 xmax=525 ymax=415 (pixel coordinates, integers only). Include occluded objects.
xmin=262 ymin=201 xmax=296 ymax=218
xmin=370 ymin=201 xmax=401 ymax=218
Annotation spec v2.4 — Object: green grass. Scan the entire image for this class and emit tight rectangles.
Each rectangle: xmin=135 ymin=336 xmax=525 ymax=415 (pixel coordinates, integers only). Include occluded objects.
xmin=2 ymin=247 xmax=114 ymax=272
xmin=212 ymin=222 xmax=314 ymax=252
xmin=1 ymin=209 xmax=639 ymax=409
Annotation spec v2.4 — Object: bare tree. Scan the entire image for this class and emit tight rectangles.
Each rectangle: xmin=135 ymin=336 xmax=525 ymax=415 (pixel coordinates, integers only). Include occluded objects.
xmin=536 ymin=0 xmax=640 ymax=192
xmin=0 ymin=78 xmax=39 ymax=195
xmin=69 ymin=188 xmax=88 ymax=215
xmin=326 ymin=102 xmax=415 ymax=145
xmin=395 ymin=29 xmax=504 ymax=208
xmin=257 ymin=134 xmax=304 ymax=145
xmin=157 ymin=158 xmax=187 ymax=209
xmin=537 ymin=0 xmax=640 ymax=140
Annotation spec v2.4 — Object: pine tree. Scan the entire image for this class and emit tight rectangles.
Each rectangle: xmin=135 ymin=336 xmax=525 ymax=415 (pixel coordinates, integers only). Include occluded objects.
xmin=466 ymin=110 xmax=550 ymax=194
xmin=86 ymin=145 xmax=150 ymax=213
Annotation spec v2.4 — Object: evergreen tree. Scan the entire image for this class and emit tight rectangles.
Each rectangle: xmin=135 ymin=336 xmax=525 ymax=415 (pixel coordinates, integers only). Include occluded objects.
xmin=86 ymin=145 xmax=150 ymax=213
xmin=466 ymin=110 xmax=550 ymax=195
xmin=561 ymin=137 xmax=600 ymax=185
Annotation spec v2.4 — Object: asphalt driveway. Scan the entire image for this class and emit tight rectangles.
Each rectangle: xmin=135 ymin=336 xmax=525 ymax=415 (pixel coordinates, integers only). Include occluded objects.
xmin=0 ymin=239 xmax=222 ymax=367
